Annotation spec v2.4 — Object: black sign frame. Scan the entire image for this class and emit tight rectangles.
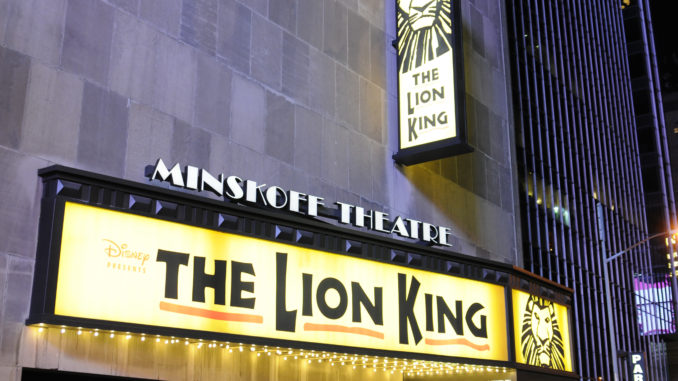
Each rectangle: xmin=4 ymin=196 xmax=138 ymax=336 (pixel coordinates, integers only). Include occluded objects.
xmin=27 ymin=165 xmax=573 ymax=371
xmin=393 ymin=0 xmax=472 ymax=165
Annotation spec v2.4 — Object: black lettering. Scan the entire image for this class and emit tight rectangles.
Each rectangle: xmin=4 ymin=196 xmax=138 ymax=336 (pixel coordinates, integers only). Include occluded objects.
xmin=432 ymin=86 xmax=444 ymax=100
xmin=425 ymin=293 xmax=434 ymax=332
xmin=351 ymin=282 xmax=383 ymax=325
xmin=407 ymin=92 xmax=415 ymax=115
xmin=316 ymin=278 xmax=348 ymax=320
xmin=423 ymin=114 xmax=436 ymax=129
xmin=156 ymin=249 xmax=189 ymax=299
xmin=437 ymin=297 xmax=463 ymax=335
xmin=398 ymin=273 xmax=422 ymax=345
xmin=466 ymin=303 xmax=487 ymax=338
xmin=276 ymin=253 xmax=296 ymax=332
xmin=192 ymin=257 xmax=226 ymax=305
xmin=408 ymin=118 xmax=418 ymax=141
xmin=230 ymin=261 xmax=255 ymax=309
xmin=302 ymin=273 xmax=313 ymax=316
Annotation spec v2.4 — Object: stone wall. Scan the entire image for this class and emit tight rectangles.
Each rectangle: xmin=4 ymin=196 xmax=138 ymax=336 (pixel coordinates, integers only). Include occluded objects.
xmin=0 ymin=0 xmax=518 ymax=379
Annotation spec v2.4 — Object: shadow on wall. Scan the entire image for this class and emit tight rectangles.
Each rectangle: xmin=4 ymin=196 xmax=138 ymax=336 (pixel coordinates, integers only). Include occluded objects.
xmin=395 ymin=154 xmax=480 ymax=256
xmin=388 ymin=19 xmax=485 ymax=256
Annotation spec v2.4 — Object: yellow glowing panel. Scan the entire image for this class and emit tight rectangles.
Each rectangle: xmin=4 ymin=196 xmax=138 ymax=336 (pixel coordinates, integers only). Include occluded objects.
xmin=397 ymin=0 xmax=457 ymax=149
xmin=512 ymin=289 xmax=573 ymax=371
xmin=55 ymin=202 xmax=508 ymax=361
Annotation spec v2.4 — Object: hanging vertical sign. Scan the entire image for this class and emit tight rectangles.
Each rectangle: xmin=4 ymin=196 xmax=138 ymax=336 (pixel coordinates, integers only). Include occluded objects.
xmin=393 ymin=0 xmax=471 ymax=165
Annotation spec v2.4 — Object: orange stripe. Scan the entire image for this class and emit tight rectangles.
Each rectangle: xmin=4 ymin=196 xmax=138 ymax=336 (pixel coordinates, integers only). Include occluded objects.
xmin=303 ymin=323 xmax=384 ymax=339
xmin=424 ymin=338 xmax=490 ymax=351
xmin=159 ymin=301 xmax=263 ymax=323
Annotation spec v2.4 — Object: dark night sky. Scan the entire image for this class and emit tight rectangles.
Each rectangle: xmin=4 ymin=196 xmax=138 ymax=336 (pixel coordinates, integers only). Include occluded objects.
xmin=649 ymin=2 xmax=678 ymax=94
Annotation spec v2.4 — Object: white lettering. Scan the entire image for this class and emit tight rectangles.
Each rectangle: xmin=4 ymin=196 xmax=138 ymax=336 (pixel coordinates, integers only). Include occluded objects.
xmin=266 ymin=186 xmax=287 ymax=209
xmin=200 ymin=169 xmax=224 ymax=196
xmin=151 ymin=159 xmax=184 ymax=187
xmin=422 ymin=222 xmax=438 ymax=243
xmin=390 ymin=216 xmax=409 ymax=237
xmin=308 ymin=195 xmax=324 ymax=217
xmin=147 ymin=159 xmax=455 ymax=247
xmin=407 ymin=219 xmax=421 ymax=240
xmin=355 ymin=207 xmax=373 ymax=228
xmin=288 ymin=191 xmax=307 ymax=214
xmin=336 ymin=202 xmax=354 ymax=224
xmin=186 ymin=166 xmax=199 ymax=190
xmin=374 ymin=211 xmax=389 ymax=233
xmin=439 ymin=227 xmax=452 ymax=246
xmin=245 ymin=180 xmax=267 ymax=205
xmin=225 ymin=176 xmax=244 ymax=200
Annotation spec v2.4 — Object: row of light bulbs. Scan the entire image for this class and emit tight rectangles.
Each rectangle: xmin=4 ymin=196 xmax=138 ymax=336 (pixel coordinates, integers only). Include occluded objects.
xmin=34 ymin=324 xmax=510 ymax=376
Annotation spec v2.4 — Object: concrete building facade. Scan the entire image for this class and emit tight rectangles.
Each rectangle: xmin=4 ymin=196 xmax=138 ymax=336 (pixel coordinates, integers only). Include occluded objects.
xmin=0 ymin=0 xmax=521 ymax=380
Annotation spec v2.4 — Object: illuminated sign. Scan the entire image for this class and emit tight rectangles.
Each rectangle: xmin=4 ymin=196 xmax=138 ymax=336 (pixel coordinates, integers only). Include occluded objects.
xmin=665 ymin=234 xmax=678 ymax=277
xmin=511 ymin=289 xmax=573 ymax=371
xmin=627 ymin=352 xmax=647 ymax=381
xmin=53 ymin=202 xmax=509 ymax=361
xmin=148 ymin=159 xmax=455 ymax=247
xmin=393 ymin=0 xmax=471 ymax=165
xmin=634 ymin=276 xmax=676 ymax=335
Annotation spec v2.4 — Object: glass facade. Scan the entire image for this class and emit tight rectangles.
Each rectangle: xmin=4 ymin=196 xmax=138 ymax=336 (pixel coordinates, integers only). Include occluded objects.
xmin=507 ymin=0 xmax=673 ymax=379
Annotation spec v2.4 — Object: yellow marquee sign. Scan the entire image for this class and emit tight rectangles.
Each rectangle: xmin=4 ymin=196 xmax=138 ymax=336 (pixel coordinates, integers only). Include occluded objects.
xmin=511 ymin=289 xmax=573 ymax=371
xmin=53 ymin=202 xmax=508 ymax=361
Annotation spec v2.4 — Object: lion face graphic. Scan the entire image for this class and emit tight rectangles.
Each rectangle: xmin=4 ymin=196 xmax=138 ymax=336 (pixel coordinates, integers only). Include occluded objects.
xmin=521 ymin=295 xmax=566 ymax=369
xmin=397 ymin=0 xmax=453 ymax=73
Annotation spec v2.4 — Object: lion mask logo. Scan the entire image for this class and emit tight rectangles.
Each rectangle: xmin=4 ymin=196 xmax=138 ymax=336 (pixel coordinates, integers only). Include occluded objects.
xmin=521 ymin=295 xmax=566 ymax=369
xmin=397 ymin=0 xmax=453 ymax=73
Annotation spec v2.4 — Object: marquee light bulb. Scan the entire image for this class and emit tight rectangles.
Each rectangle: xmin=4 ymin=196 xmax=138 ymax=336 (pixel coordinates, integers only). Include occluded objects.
xmin=29 ymin=324 xmax=495 ymax=376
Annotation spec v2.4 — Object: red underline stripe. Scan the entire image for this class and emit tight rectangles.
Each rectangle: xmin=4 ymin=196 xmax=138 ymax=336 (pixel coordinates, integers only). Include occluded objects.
xmin=303 ymin=323 xmax=384 ymax=339
xmin=424 ymin=338 xmax=490 ymax=351
xmin=159 ymin=301 xmax=263 ymax=324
